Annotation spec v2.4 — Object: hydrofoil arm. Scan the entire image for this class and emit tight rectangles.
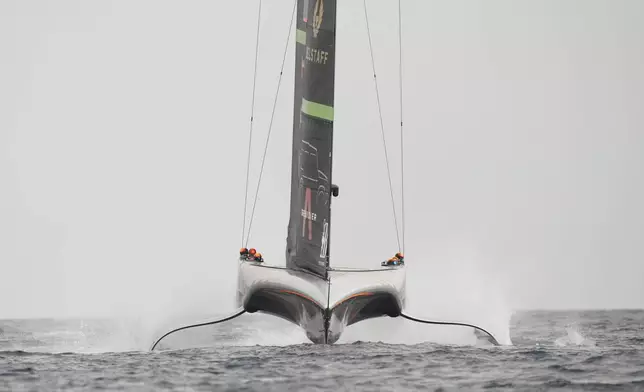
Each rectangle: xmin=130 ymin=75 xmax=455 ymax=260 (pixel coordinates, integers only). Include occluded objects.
xmin=400 ymin=312 xmax=500 ymax=346
xmin=150 ymin=308 xmax=246 ymax=351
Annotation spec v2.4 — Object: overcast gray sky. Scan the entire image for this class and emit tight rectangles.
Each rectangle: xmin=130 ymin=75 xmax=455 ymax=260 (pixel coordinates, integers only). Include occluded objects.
xmin=1 ymin=0 xmax=643 ymax=322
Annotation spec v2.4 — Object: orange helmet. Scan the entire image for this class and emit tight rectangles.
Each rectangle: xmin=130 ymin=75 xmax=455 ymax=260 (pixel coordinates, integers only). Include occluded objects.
xmin=240 ymin=247 xmax=248 ymax=254
xmin=249 ymin=248 xmax=257 ymax=255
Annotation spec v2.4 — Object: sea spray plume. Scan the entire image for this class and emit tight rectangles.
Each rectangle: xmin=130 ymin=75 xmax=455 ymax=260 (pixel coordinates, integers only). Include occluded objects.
xmin=149 ymin=312 xmax=314 ymax=350
xmin=555 ymin=322 xmax=596 ymax=347
xmin=337 ymin=245 xmax=513 ymax=346
xmin=415 ymin=244 xmax=512 ymax=345
xmin=145 ymin=285 xmax=314 ymax=350
xmin=96 ymin=275 xmax=236 ymax=352
xmin=77 ymin=250 xmax=242 ymax=352
xmin=150 ymin=308 xmax=249 ymax=351
xmin=233 ymin=314 xmax=311 ymax=346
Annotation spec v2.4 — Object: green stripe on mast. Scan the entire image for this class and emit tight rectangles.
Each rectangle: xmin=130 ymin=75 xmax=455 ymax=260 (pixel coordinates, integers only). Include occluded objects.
xmin=301 ymin=98 xmax=334 ymax=122
xmin=296 ymin=29 xmax=306 ymax=45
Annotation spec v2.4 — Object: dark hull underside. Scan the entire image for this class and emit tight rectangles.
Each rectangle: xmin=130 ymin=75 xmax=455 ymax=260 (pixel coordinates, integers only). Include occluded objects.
xmin=244 ymin=288 xmax=403 ymax=344
xmin=244 ymin=288 xmax=327 ymax=343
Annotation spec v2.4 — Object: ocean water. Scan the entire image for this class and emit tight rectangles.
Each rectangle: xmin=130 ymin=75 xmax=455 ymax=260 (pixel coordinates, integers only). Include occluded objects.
xmin=1 ymin=310 xmax=643 ymax=391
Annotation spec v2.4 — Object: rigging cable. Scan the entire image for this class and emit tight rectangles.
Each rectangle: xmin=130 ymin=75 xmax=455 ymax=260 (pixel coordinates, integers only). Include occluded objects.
xmin=398 ymin=0 xmax=406 ymax=254
xmin=244 ymin=0 xmax=298 ymax=248
xmin=241 ymin=0 xmax=263 ymax=246
xmin=363 ymin=0 xmax=402 ymax=252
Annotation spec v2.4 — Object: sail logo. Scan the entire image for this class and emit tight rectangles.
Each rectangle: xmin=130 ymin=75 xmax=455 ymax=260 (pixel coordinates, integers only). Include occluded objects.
xmin=305 ymin=47 xmax=329 ymax=65
xmin=301 ymin=209 xmax=317 ymax=222
xmin=302 ymin=187 xmax=314 ymax=240
xmin=320 ymin=219 xmax=328 ymax=258
xmin=312 ymin=0 xmax=324 ymax=38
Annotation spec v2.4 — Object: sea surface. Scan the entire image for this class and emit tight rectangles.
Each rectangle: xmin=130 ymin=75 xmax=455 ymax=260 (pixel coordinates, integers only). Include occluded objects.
xmin=1 ymin=310 xmax=643 ymax=391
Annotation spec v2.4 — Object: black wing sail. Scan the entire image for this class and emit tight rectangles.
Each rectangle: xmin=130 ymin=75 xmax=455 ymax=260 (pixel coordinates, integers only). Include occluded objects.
xmin=286 ymin=0 xmax=337 ymax=279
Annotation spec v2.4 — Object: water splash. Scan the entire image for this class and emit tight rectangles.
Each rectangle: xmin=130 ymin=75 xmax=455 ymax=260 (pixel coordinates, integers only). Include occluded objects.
xmin=353 ymin=244 xmax=515 ymax=347
xmin=554 ymin=323 xmax=596 ymax=347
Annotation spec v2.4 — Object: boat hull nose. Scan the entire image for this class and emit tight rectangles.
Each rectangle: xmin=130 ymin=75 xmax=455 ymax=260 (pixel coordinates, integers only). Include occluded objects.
xmin=306 ymin=330 xmax=327 ymax=344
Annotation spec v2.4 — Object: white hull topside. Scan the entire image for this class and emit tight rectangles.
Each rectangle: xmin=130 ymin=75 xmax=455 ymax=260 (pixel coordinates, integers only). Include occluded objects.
xmin=236 ymin=260 xmax=406 ymax=344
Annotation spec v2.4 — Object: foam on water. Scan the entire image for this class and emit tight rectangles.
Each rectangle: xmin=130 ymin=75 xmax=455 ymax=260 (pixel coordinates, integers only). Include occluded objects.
xmin=554 ymin=323 xmax=597 ymax=347
xmin=2 ymin=310 xmax=643 ymax=391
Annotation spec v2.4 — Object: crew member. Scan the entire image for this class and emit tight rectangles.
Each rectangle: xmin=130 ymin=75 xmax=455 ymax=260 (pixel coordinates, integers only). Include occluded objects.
xmin=381 ymin=252 xmax=404 ymax=266
xmin=395 ymin=252 xmax=405 ymax=265
xmin=254 ymin=252 xmax=264 ymax=263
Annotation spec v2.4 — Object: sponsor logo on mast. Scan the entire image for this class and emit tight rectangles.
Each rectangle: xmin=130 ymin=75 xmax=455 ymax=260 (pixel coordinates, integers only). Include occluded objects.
xmin=303 ymin=0 xmax=329 ymax=65
xmin=301 ymin=188 xmax=315 ymax=240
xmin=305 ymin=47 xmax=329 ymax=65
xmin=312 ymin=0 xmax=324 ymax=38
xmin=320 ymin=219 xmax=328 ymax=258
xmin=301 ymin=205 xmax=317 ymax=223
